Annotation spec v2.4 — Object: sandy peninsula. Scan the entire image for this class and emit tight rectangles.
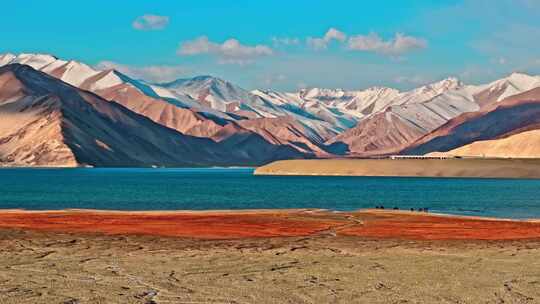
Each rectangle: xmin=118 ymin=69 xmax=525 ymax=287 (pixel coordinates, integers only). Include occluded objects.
xmin=1 ymin=209 xmax=540 ymax=303
xmin=254 ymin=158 xmax=540 ymax=178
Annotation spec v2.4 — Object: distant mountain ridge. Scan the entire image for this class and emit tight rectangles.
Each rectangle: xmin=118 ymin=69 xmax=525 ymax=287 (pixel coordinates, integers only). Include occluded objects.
xmin=0 ymin=64 xmax=305 ymax=167
xmin=1 ymin=52 xmax=540 ymax=166
xmin=403 ymin=87 xmax=540 ymax=157
xmin=328 ymin=73 xmax=540 ymax=156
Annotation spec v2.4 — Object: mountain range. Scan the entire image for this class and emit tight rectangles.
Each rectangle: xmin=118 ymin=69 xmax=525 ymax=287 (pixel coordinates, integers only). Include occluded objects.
xmin=1 ymin=52 xmax=540 ymax=167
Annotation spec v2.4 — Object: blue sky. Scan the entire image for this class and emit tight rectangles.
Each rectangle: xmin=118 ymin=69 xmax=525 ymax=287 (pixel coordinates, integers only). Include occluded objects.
xmin=1 ymin=0 xmax=539 ymax=91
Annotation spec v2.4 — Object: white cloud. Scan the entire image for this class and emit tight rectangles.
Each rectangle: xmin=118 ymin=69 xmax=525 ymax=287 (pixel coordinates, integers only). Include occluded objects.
xmin=325 ymin=28 xmax=347 ymax=42
xmin=348 ymin=33 xmax=427 ymax=55
xmin=305 ymin=28 xmax=426 ymax=56
xmin=271 ymin=37 xmax=300 ymax=47
xmin=307 ymin=28 xmax=347 ymax=50
xmin=306 ymin=37 xmax=327 ymax=50
xmin=178 ymin=36 xmax=274 ymax=65
xmin=96 ymin=61 xmax=189 ymax=83
xmin=132 ymin=14 xmax=169 ymax=31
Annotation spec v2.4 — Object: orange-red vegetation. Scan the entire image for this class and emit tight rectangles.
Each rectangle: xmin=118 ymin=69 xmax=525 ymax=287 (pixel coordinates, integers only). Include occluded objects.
xmin=0 ymin=210 xmax=344 ymax=239
xmin=343 ymin=211 xmax=540 ymax=240
xmin=1 ymin=209 xmax=540 ymax=241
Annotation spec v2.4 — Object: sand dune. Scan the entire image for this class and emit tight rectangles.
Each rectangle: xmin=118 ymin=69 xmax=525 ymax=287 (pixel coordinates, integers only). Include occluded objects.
xmin=429 ymin=129 xmax=540 ymax=158
xmin=254 ymin=158 xmax=540 ymax=179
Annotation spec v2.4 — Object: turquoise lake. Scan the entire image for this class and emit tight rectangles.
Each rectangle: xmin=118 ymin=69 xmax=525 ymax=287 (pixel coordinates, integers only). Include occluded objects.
xmin=0 ymin=168 xmax=540 ymax=219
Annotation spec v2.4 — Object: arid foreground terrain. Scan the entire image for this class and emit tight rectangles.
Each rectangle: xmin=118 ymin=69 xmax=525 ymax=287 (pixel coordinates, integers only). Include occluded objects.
xmin=1 ymin=209 xmax=540 ymax=303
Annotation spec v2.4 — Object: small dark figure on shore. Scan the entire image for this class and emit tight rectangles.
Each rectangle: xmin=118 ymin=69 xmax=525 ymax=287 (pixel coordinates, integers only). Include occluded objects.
xmin=393 ymin=207 xmax=399 ymax=210
xmin=410 ymin=208 xmax=414 ymax=211
xmin=380 ymin=206 xmax=385 ymax=209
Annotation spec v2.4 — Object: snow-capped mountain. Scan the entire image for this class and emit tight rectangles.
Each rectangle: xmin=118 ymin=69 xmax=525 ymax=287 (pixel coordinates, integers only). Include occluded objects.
xmin=2 ymin=52 xmax=540 ymax=163
xmin=299 ymin=86 xmax=400 ymax=114
xmin=252 ymin=79 xmax=464 ymax=134
xmin=404 ymin=87 xmax=540 ymax=157
xmin=0 ymin=54 xmax=337 ymax=156
xmin=0 ymin=64 xmax=305 ymax=167
xmin=328 ymin=73 xmax=540 ymax=156
xmin=0 ymin=53 xmax=464 ymax=139
xmin=392 ymin=77 xmax=464 ymax=105
xmin=162 ymin=75 xmax=257 ymax=113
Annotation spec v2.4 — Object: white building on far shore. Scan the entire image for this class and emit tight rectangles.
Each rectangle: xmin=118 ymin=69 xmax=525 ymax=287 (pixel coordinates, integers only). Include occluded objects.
xmin=389 ymin=155 xmax=459 ymax=160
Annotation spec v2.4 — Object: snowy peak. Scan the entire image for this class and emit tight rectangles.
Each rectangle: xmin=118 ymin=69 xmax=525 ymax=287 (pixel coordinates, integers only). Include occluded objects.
xmin=0 ymin=53 xmax=99 ymax=87
xmin=353 ymin=86 xmax=401 ymax=101
xmin=391 ymin=77 xmax=464 ymax=106
xmin=160 ymin=75 xmax=255 ymax=113
xmin=507 ymin=71 xmax=539 ymax=82
xmin=298 ymin=86 xmax=399 ymax=101
xmin=163 ymin=75 xmax=236 ymax=91
xmin=487 ymin=72 xmax=538 ymax=90
xmin=300 ymin=87 xmax=350 ymax=100
xmin=408 ymin=77 xmax=463 ymax=98
xmin=58 ymin=60 xmax=100 ymax=86
xmin=424 ymin=77 xmax=463 ymax=92
xmin=0 ymin=53 xmax=16 ymax=66
xmin=82 ymin=69 xmax=124 ymax=91
xmin=297 ymin=86 xmax=401 ymax=115
xmin=363 ymin=86 xmax=401 ymax=95
xmin=7 ymin=53 xmax=58 ymax=70
xmin=472 ymin=72 xmax=540 ymax=104
xmin=503 ymin=72 xmax=540 ymax=91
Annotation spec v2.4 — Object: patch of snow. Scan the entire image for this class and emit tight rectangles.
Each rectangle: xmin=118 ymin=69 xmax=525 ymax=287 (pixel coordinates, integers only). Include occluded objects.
xmin=90 ymin=71 xmax=123 ymax=91
xmin=59 ymin=61 xmax=99 ymax=87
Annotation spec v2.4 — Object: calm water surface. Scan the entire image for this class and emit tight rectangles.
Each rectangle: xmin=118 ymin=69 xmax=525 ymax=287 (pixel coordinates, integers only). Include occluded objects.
xmin=0 ymin=168 xmax=540 ymax=219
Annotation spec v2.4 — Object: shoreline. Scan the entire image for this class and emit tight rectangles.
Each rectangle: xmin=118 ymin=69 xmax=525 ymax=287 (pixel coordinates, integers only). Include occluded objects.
xmin=0 ymin=207 xmax=538 ymax=222
xmin=1 ymin=208 xmax=540 ymax=240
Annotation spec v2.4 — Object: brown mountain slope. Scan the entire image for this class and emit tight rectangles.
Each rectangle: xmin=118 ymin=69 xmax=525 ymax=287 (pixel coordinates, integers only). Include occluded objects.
xmin=403 ymin=87 xmax=540 ymax=156
xmin=326 ymin=111 xmax=426 ymax=156
xmin=0 ymin=64 xmax=304 ymax=167
xmin=89 ymin=79 xmax=227 ymax=138
xmin=325 ymin=90 xmax=482 ymax=156
xmin=235 ymin=117 xmax=329 ymax=155
xmin=80 ymin=71 xmax=323 ymax=157
xmin=326 ymin=74 xmax=540 ymax=156
xmin=429 ymin=129 xmax=540 ymax=158
xmin=0 ymin=70 xmax=77 ymax=166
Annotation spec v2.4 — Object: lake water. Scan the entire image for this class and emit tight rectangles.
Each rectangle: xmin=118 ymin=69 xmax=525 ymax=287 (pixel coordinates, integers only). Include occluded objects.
xmin=0 ymin=168 xmax=540 ymax=219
